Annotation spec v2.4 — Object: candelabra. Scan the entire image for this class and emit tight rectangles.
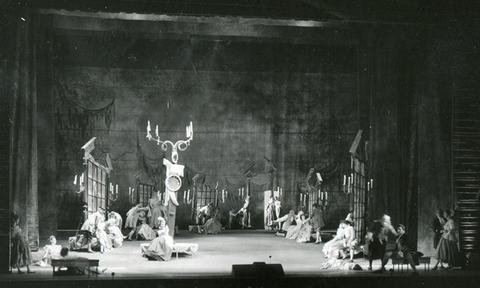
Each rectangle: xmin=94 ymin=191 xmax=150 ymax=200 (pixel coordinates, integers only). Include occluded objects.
xmin=109 ymin=183 xmax=119 ymax=202
xmin=73 ymin=173 xmax=85 ymax=194
xmin=146 ymin=121 xmax=193 ymax=164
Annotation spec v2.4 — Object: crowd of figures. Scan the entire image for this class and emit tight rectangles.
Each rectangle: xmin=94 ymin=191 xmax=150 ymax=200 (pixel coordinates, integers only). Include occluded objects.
xmin=9 ymin=190 xmax=475 ymax=275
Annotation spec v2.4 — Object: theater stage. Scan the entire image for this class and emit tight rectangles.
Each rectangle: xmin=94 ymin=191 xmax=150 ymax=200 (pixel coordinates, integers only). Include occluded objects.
xmin=2 ymin=230 xmax=480 ymax=288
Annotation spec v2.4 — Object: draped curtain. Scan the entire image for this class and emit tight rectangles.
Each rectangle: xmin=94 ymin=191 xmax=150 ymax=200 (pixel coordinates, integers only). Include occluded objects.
xmin=10 ymin=7 xmax=39 ymax=250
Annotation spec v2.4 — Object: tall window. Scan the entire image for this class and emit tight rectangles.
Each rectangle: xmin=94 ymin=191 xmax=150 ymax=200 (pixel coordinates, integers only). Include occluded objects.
xmin=86 ymin=160 xmax=108 ymax=215
xmin=137 ymin=183 xmax=155 ymax=207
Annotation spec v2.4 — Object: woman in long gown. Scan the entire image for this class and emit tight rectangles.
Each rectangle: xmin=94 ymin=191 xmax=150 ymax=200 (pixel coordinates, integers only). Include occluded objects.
xmin=296 ymin=217 xmax=313 ymax=243
xmin=204 ymin=208 xmax=222 ymax=234
xmin=96 ymin=221 xmax=112 ymax=253
xmin=136 ymin=209 xmax=156 ymax=240
xmin=286 ymin=211 xmax=305 ymax=240
xmin=148 ymin=195 xmax=164 ymax=229
xmin=434 ymin=209 xmax=462 ymax=269
xmin=11 ymin=214 xmax=34 ymax=273
xmin=322 ymin=220 xmax=347 ymax=259
xmin=35 ymin=235 xmax=62 ymax=267
xmin=311 ymin=204 xmax=325 ymax=243
xmin=107 ymin=218 xmax=125 ymax=248
xmin=142 ymin=217 xmax=174 ymax=261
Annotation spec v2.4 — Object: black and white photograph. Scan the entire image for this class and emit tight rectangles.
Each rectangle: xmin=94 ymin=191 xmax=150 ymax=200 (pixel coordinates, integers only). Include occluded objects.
xmin=1 ymin=1 xmax=480 ymax=288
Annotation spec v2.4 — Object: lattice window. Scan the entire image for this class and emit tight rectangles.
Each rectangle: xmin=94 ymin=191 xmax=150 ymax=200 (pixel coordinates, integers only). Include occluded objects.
xmin=137 ymin=183 xmax=155 ymax=207
xmin=85 ymin=160 xmax=107 ymax=215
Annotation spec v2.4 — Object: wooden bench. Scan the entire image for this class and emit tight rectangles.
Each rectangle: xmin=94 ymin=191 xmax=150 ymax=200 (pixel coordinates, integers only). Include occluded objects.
xmin=51 ymin=259 xmax=100 ymax=277
xmin=392 ymin=256 xmax=431 ymax=272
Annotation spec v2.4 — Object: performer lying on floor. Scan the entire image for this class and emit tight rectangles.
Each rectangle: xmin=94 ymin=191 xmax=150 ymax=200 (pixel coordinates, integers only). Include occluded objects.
xmin=141 ymin=217 xmax=174 ymax=261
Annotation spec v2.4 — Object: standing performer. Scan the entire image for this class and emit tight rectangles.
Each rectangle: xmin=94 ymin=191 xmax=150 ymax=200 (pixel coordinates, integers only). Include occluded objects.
xmin=433 ymin=209 xmax=462 ymax=270
xmin=80 ymin=207 xmax=105 ymax=253
xmin=147 ymin=194 xmax=164 ymax=229
xmin=226 ymin=208 xmax=238 ymax=230
xmin=367 ymin=214 xmax=397 ymax=273
xmin=10 ymin=214 xmax=34 ymax=274
xmin=238 ymin=196 xmax=251 ymax=229
xmin=311 ymin=203 xmax=325 ymax=243
xmin=433 ymin=209 xmax=445 ymax=250
xmin=265 ymin=196 xmax=275 ymax=228
xmin=274 ymin=196 xmax=282 ymax=219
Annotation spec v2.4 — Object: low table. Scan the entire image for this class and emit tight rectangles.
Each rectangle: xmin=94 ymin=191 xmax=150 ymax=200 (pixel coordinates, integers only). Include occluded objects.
xmin=140 ymin=243 xmax=199 ymax=260
xmin=51 ymin=259 xmax=100 ymax=277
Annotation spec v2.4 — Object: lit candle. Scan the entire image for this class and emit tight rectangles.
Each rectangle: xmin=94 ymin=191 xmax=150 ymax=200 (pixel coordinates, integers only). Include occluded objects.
xmin=155 ymin=125 xmax=159 ymax=137
xmin=348 ymin=176 xmax=351 ymax=187
xmin=300 ymin=193 xmax=303 ymax=202
xmin=186 ymin=126 xmax=189 ymax=138
xmin=147 ymin=121 xmax=151 ymax=132
xmin=73 ymin=175 xmax=77 ymax=185
xmin=190 ymin=122 xmax=193 ymax=140
xmin=325 ymin=192 xmax=328 ymax=200
xmin=343 ymin=175 xmax=346 ymax=186
xmin=239 ymin=189 xmax=241 ymax=196
xmin=320 ymin=191 xmax=323 ymax=200
xmin=187 ymin=189 xmax=190 ymax=200
xmin=371 ymin=179 xmax=373 ymax=189
xmin=367 ymin=182 xmax=370 ymax=191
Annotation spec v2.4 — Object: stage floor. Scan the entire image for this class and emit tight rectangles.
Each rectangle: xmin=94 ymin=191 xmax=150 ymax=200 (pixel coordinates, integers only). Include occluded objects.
xmin=1 ymin=229 xmax=480 ymax=287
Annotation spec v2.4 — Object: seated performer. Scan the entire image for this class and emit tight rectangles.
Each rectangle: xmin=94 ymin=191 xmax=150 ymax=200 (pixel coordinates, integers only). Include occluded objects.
xmin=323 ymin=220 xmax=347 ymax=259
xmin=380 ymin=224 xmax=420 ymax=276
xmin=274 ymin=210 xmax=296 ymax=236
xmin=106 ymin=218 xmax=125 ymax=248
xmin=34 ymin=235 xmax=62 ymax=267
xmin=296 ymin=215 xmax=313 ymax=243
xmin=343 ymin=217 xmax=358 ymax=262
xmin=79 ymin=207 xmax=105 ymax=253
xmin=56 ymin=247 xmax=107 ymax=275
xmin=286 ymin=211 xmax=306 ymax=240
xmin=96 ymin=222 xmax=112 ymax=253
xmin=136 ymin=209 xmax=156 ymax=240
xmin=204 ymin=208 xmax=222 ymax=234
xmin=141 ymin=217 xmax=174 ymax=261
xmin=108 ymin=211 xmax=123 ymax=229
xmin=125 ymin=204 xmax=150 ymax=240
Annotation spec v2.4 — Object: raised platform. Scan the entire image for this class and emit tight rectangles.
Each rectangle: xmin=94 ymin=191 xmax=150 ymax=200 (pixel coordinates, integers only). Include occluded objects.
xmin=2 ymin=230 xmax=479 ymax=288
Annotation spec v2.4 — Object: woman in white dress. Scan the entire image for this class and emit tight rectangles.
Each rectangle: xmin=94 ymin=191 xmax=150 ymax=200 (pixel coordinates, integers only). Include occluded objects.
xmin=322 ymin=220 xmax=347 ymax=259
xmin=141 ymin=217 xmax=174 ymax=261
xmin=106 ymin=218 xmax=125 ymax=248
xmin=286 ymin=211 xmax=306 ymax=240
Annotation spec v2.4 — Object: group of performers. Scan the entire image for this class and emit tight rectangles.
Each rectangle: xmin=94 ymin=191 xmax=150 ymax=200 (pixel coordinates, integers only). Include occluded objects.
xmin=195 ymin=196 xmax=253 ymax=233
